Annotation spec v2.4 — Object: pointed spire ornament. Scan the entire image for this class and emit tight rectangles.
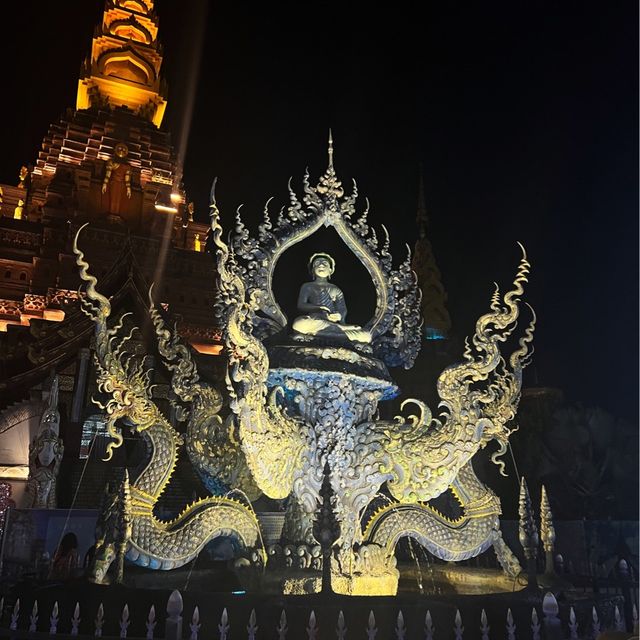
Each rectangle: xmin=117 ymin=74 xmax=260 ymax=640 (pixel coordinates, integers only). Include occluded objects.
xmin=518 ymin=477 xmax=539 ymax=589
xmin=540 ymin=486 xmax=556 ymax=559
xmin=328 ymin=129 xmax=334 ymax=171
xmin=312 ymin=462 xmax=340 ymax=594
xmin=316 ymin=130 xmax=344 ymax=200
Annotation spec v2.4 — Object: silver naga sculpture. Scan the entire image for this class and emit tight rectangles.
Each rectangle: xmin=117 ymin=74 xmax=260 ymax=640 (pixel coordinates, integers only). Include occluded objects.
xmin=74 ymin=137 xmax=535 ymax=594
xmin=25 ymin=375 xmax=64 ymax=509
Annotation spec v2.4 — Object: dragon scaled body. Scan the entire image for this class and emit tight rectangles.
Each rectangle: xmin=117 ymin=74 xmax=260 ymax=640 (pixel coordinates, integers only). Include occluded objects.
xmin=73 ymin=226 xmax=263 ymax=582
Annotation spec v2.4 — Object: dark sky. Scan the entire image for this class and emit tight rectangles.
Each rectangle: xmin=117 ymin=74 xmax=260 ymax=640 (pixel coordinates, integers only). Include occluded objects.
xmin=1 ymin=1 xmax=637 ymax=421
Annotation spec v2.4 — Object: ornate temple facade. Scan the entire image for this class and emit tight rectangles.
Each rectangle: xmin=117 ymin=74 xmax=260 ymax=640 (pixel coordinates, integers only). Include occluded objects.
xmin=0 ymin=0 xmax=450 ymax=511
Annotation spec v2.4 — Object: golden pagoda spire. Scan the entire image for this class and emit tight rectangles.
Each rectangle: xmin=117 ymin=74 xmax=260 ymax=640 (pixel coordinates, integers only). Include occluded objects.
xmin=77 ymin=0 xmax=167 ymax=127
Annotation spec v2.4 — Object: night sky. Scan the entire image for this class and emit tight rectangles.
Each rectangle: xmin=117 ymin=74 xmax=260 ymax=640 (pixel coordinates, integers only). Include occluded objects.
xmin=0 ymin=1 xmax=637 ymax=422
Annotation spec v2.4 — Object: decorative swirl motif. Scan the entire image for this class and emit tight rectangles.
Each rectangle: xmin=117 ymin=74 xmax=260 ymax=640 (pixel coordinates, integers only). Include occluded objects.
xmin=74 ymin=225 xmax=163 ymax=460
xmin=377 ymin=244 xmax=535 ymax=503
xmin=148 ymin=296 xmax=260 ymax=499
xmin=211 ymin=181 xmax=310 ymax=500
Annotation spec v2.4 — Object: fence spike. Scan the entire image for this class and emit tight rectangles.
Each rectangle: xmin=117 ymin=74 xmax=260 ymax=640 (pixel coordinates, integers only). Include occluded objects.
xmin=336 ymin=610 xmax=346 ymax=640
xmin=71 ymin=602 xmax=81 ymax=636
xmin=453 ymin=609 xmax=463 ymax=640
xmin=95 ymin=603 xmax=104 ymax=638
xmin=247 ymin=608 xmax=258 ymax=640
xmin=167 ymin=591 xmax=183 ymax=620
xmin=49 ymin=601 xmax=59 ymax=635
xmin=145 ymin=604 xmax=156 ymax=640
xmin=277 ymin=609 xmax=288 ymax=640
xmin=614 ymin=605 xmax=625 ymax=632
xmin=367 ymin=610 xmax=377 ymax=640
xmin=568 ymin=606 xmax=578 ymax=640
xmin=425 ymin=610 xmax=434 ymax=640
xmin=29 ymin=600 xmax=39 ymax=633
xmin=165 ymin=591 xmax=183 ymax=640
xmin=396 ymin=610 xmax=406 ymax=640
xmin=543 ymin=591 xmax=559 ymax=617
xmin=480 ymin=609 xmax=489 ymax=640
xmin=591 ymin=606 xmax=600 ymax=639
xmin=506 ymin=608 xmax=516 ymax=640
xmin=219 ymin=608 xmax=229 ymax=640
xmin=10 ymin=598 xmax=20 ymax=631
xmin=307 ymin=610 xmax=318 ymax=640
xmin=120 ymin=604 xmax=130 ymax=639
xmin=189 ymin=606 xmax=200 ymax=640
xmin=531 ymin=608 xmax=541 ymax=640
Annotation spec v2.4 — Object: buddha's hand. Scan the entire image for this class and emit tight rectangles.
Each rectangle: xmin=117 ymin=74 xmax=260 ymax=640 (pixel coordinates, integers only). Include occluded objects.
xmin=327 ymin=312 xmax=341 ymax=322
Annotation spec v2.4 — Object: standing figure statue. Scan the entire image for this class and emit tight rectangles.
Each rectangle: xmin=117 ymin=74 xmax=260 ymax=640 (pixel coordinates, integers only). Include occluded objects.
xmin=101 ymin=142 xmax=132 ymax=215
xmin=25 ymin=376 xmax=64 ymax=509
xmin=292 ymin=253 xmax=372 ymax=344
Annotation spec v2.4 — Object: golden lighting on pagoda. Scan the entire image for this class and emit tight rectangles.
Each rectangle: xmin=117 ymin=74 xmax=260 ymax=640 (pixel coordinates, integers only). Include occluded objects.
xmin=190 ymin=342 xmax=223 ymax=356
xmin=154 ymin=203 xmax=178 ymax=213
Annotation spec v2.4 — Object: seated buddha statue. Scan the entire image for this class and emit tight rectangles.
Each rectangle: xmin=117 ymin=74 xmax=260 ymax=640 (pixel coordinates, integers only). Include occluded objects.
xmin=291 ymin=253 xmax=372 ymax=345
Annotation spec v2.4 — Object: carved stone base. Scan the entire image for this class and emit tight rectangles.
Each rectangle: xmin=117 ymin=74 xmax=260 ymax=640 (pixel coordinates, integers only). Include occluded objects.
xmin=276 ymin=568 xmax=400 ymax=596
xmin=280 ymin=573 xmax=322 ymax=595
xmin=331 ymin=569 xmax=399 ymax=596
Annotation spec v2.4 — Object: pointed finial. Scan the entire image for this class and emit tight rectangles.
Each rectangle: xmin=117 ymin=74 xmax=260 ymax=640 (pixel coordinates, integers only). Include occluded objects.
xmin=540 ymin=485 xmax=556 ymax=552
xmin=316 ymin=130 xmax=344 ymax=199
xmin=328 ymin=129 xmax=334 ymax=170
xmin=518 ymin=476 xmax=539 ymax=555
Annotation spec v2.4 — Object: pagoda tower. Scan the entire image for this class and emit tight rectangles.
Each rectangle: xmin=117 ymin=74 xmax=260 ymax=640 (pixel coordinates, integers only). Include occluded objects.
xmin=411 ymin=171 xmax=451 ymax=340
xmin=76 ymin=0 xmax=167 ymax=127
xmin=0 ymin=0 xmax=215 ymax=381
xmin=25 ymin=0 xmax=187 ymax=234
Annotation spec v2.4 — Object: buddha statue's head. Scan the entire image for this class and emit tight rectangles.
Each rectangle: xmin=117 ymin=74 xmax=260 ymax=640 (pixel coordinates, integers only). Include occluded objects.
xmin=114 ymin=142 xmax=129 ymax=159
xmin=308 ymin=253 xmax=335 ymax=279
